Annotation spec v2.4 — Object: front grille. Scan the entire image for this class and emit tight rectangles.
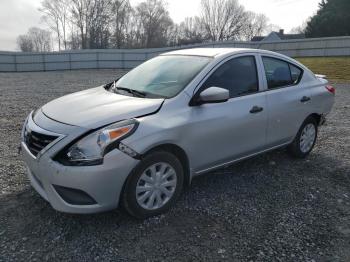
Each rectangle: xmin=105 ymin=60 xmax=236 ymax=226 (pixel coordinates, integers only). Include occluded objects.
xmin=24 ymin=127 xmax=58 ymax=157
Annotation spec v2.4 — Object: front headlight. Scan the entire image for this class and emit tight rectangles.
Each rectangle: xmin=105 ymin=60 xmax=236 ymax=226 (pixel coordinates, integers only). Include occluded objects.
xmin=57 ymin=119 xmax=138 ymax=165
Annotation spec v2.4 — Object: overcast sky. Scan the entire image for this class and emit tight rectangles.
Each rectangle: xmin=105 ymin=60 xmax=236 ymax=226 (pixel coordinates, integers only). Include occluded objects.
xmin=0 ymin=0 xmax=321 ymax=51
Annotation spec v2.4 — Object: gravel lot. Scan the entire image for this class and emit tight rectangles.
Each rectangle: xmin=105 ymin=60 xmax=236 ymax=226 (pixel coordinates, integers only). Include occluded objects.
xmin=0 ymin=70 xmax=349 ymax=262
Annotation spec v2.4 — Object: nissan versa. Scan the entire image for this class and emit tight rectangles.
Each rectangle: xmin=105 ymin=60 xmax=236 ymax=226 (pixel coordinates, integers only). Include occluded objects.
xmin=21 ymin=48 xmax=335 ymax=218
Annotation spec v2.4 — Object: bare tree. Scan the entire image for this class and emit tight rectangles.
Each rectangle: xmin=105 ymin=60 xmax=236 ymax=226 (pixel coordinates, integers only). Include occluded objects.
xmin=17 ymin=35 xmax=34 ymax=52
xmin=242 ymin=12 xmax=268 ymax=41
xmin=28 ymin=0 xmax=276 ymax=50
xmin=89 ymin=0 xmax=113 ymax=48
xmin=17 ymin=27 xmax=52 ymax=52
xmin=178 ymin=17 xmax=205 ymax=45
xmin=123 ymin=8 xmax=144 ymax=48
xmin=70 ymin=0 xmax=92 ymax=49
xmin=40 ymin=0 xmax=69 ymax=50
xmin=134 ymin=0 xmax=174 ymax=48
xmin=70 ymin=0 xmax=113 ymax=49
xmin=58 ymin=0 xmax=69 ymax=49
xmin=67 ymin=23 xmax=82 ymax=49
xmin=110 ymin=0 xmax=132 ymax=48
xmin=29 ymin=27 xmax=53 ymax=51
xmin=166 ymin=23 xmax=180 ymax=46
xmin=39 ymin=0 xmax=60 ymax=50
xmin=200 ymin=0 xmax=248 ymax=41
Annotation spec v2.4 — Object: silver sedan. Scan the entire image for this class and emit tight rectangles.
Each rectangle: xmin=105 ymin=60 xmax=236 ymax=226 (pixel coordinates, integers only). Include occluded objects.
xmin=21 ymin=48 xmax=335 ymax=218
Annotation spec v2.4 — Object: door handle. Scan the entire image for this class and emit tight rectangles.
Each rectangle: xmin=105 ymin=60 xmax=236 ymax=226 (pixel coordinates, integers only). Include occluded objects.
xmin=250 ymin=106 xmax=263 ymax=114
xmin=300 ymin=96 xmax=311 ymax=102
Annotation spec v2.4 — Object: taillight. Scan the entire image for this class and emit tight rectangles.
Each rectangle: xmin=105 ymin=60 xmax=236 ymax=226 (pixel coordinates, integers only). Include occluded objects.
xmin=325 ymin=85 xmax=335 ymax=94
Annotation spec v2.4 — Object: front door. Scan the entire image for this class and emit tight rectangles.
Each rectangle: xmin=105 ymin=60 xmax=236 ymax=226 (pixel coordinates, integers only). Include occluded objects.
xmin=187 ymin=55 xmax=268 ymax=173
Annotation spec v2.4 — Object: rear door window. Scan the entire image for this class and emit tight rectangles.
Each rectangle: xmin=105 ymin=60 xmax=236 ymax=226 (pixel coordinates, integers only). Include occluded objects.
xmin=262 ymin=57 xmax=303 ymax=89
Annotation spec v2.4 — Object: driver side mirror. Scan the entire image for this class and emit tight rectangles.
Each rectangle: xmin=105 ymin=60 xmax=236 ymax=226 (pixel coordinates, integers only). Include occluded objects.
xmin=192 ymin=87 xmax=229 ymax=106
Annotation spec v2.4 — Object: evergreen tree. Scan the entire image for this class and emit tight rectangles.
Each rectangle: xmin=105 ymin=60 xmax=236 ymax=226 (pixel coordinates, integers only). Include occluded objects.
xmin=305 ymin=0 xmax=350 ymax=37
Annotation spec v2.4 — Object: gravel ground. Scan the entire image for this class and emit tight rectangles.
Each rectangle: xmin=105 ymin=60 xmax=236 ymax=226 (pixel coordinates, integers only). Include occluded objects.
xmin=0 ymin=70 xmax=349 ymax=262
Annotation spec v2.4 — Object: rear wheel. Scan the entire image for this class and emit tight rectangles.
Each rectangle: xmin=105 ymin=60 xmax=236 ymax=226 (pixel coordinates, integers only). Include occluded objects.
xmin=122 ymin=151 xmax=184 ymax=219
xmin=288 ymin=116 xmax=318 ymax=158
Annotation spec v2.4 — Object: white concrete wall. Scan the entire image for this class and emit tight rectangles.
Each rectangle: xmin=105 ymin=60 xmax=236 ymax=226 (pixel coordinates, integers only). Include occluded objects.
xmin=0 ymin=36 xmax=349 ymax=72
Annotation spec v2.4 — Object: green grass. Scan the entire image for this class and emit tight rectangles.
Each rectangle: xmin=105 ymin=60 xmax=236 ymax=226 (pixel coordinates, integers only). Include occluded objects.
xmin=295 ymin=57 xmax=350 ymax=83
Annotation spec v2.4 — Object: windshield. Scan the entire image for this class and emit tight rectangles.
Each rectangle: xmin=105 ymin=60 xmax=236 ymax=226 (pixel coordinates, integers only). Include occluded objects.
xmin=115 ymin=55 xmax=212 ymax=98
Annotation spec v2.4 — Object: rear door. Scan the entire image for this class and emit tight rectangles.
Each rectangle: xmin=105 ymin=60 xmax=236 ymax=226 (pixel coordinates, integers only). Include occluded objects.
xmin=188 ymin=54 xmax=268 ymax=173
xmin=260 ymin=55 xmax=311 ymax=147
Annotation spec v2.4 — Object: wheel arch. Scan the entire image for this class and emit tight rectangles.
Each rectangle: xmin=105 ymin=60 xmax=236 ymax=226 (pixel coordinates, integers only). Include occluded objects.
xmin=141 ymin=143 xmax=192 ymax=186
xmin=307 ymin=113 xmax=322 ymax=125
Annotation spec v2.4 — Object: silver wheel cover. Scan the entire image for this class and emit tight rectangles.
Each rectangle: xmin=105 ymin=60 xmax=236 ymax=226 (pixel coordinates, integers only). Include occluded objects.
xmin=300 ymin=123 xmax=316 ymax=153
xmin=136 ymin=162 xmax=177 ymax=210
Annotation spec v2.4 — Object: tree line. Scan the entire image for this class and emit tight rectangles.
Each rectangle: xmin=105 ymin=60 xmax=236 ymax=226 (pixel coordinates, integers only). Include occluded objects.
xmin=17 ymin=0 xmax=270 ymax=52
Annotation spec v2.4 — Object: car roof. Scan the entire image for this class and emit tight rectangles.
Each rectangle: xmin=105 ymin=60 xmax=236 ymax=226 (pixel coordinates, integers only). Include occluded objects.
xmin=161 ymin=47 xmax=305 ymax=68
xmin=162 ymin=48 xmax=260 ymax=58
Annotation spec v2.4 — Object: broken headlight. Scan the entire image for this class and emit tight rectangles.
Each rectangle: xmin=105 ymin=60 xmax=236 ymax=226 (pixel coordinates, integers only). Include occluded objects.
xmin=57 ymin=119 xmax=138 ymax=166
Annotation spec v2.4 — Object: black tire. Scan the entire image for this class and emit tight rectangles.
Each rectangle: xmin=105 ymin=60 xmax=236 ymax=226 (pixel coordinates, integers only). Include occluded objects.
xmin=122 ymin=151 xmax=184 ymax=219
xmin=288 ymin=116 xmax=318 ymax=158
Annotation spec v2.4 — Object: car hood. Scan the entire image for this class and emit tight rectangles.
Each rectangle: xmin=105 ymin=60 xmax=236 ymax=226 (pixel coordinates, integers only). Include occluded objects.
xmin=41 ymin=86 xmax=164 ymax=129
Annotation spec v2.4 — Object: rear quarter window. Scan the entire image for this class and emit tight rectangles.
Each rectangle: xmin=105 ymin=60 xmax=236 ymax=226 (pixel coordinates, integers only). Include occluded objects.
xmin=289 ymin=64 xmax=303 ymax=84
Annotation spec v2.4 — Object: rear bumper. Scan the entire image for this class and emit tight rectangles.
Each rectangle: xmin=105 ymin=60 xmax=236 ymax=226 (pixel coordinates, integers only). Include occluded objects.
xmin=22 ymin=140 xmax=139 ymax=214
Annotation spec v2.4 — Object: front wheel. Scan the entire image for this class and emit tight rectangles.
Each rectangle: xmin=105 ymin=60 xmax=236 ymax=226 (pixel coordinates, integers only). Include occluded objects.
xmin=288 ymin=116 xmax=318 ymax=158
xmin=122 ymin=151 xmax=184 ymax=219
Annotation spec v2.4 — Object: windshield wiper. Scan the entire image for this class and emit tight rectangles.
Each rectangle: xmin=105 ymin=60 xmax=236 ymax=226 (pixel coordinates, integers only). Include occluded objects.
xmin=115 ymin=86 xmax=147 ymax=98
xmin=111 ymin=83 xmax=166 ymax=99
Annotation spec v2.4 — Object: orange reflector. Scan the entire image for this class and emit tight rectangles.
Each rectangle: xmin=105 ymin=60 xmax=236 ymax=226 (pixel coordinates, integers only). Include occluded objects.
xmin=108 ymin=126 xmax=132 ymax=140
